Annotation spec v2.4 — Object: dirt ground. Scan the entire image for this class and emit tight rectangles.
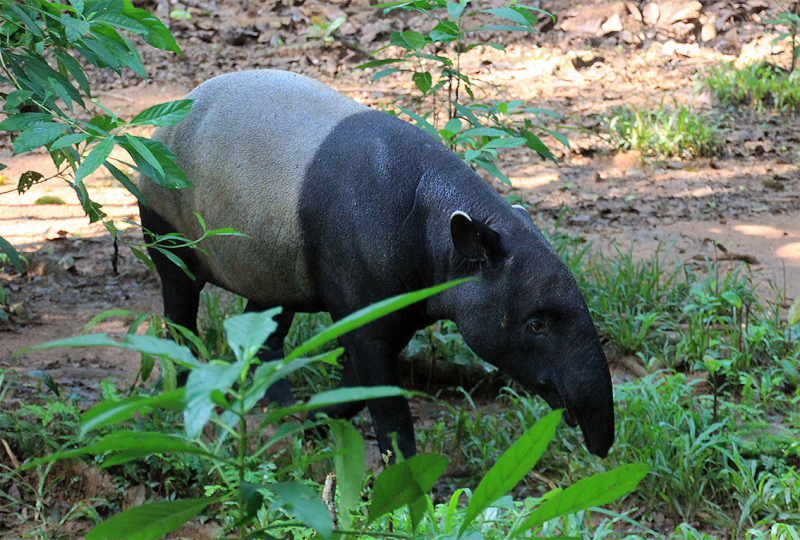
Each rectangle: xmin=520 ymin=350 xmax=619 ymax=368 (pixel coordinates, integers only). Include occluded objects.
xmin=0 ymin=0 xmax=799 ymax=528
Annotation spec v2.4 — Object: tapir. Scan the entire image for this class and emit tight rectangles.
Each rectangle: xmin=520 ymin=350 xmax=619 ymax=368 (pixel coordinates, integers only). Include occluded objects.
xmin=136 ymin=70 xmax=615 ymax=459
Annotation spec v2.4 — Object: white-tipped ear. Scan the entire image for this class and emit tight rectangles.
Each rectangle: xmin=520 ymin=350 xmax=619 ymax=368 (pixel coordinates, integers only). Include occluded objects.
xmin=512 ymin=204 xmax=525 ymax=211
xmin=450 ymin=210 xmax=472 ymax=222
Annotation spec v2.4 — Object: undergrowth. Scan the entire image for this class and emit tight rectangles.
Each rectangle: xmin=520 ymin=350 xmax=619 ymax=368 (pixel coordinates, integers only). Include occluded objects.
xmin=700 ymin=62 xmax=800 ymax=112
xmin=598 ymin=101 xmax=722 ymax=159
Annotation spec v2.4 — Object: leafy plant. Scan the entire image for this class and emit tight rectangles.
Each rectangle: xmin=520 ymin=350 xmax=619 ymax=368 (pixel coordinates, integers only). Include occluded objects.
xmin=358 ymin=0 xmax=564 ymax=185
xmin=13 ymin=278 xmax=649 ymax=539
xmin=764 ymin=0 xmax=800 ymax=73
xmin=700 ymin=62 xmax=800 ymax=111
xmin=598 ymin=101 xmax=722 ymax=159
xmin=0 ymin=0 xmax=190 ymax=270
xmin=306 ymin=15 xmax=345 ymax=42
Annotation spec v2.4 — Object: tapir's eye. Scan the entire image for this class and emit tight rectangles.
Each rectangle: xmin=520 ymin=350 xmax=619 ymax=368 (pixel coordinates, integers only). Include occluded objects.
xmin=529 ymin=319 xmax=545 ymax=335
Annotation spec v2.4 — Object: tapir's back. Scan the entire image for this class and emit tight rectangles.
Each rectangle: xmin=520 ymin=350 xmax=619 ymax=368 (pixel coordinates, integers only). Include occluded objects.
xmin=137 ymin=70 xmax=366 ymax=307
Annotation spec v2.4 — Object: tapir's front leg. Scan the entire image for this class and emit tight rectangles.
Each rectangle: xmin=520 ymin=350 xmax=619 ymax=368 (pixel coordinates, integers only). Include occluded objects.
xmin=346 ymin=334 xmax=416 ymax=458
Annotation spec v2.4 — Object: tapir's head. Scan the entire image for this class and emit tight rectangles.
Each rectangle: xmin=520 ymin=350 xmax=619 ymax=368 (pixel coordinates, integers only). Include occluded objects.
xmin=432 ymin=206 xmax=614 ymax=457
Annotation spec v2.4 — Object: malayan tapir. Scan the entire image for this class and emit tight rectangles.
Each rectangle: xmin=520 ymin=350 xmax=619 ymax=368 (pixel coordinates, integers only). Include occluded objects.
xmin=136 ymin=70 xmax=615 ymax=459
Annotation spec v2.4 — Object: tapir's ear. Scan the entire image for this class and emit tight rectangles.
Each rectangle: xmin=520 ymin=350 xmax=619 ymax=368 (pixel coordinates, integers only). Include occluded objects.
xmin=512 ymin=204 xmax=533 ymax=222
xmin=450 ymin=211 xmax=503 ymax=263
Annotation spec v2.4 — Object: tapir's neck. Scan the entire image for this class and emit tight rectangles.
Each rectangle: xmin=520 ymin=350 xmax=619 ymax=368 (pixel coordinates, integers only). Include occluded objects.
xmin=416 ymin=168 xmax=511 ymax=321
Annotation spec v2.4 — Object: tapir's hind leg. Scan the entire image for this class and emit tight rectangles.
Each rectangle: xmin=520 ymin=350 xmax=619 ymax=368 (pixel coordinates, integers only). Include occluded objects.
xmin=245 ymin=301 xmax=296 ymax=406
xmin=139 ymin=205 xmax=206 ymax=334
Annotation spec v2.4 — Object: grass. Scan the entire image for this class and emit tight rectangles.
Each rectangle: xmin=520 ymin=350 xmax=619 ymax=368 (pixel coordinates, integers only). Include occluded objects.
xmin=598 ymin=101 xmax=722 ymax=159
xmin=2 ymin=226 xmax=799 ymax=538
xmin=700 ymin=62 xmax=800 ymax=112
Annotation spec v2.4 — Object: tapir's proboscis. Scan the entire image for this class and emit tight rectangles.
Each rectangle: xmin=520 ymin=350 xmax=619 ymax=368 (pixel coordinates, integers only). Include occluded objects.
xmin=137 ymin=70 xmax=615 ymax=459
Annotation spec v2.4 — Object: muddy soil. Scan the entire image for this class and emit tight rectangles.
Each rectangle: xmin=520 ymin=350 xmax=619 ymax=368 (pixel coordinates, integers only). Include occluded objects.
xmin=0 ymin=0 xmax=799 ymax=535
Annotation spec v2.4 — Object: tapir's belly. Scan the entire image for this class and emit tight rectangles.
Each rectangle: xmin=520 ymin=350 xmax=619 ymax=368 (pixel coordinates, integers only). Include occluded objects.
xmin=136 ymin=70 xmax=366 ymax=309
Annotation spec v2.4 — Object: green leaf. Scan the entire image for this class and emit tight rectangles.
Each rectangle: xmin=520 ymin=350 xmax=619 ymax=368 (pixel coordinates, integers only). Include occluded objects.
xmin=128 ymin=138 xmax=191 ymax=188
xmin=85 ymin=497 xmax=220 ymax=540
xmin=13 ymin=123 xmax=68 ymax=154
xmin=286 ymin=278 xmax=471 ymax=361
xmin=461 ymin=127 xmax=509 ymax=138
xmin=50 ymin=133 xmax=88 ymax=150
xmin=124 ymin=134 xmax=163 ymax=176
xmin=54 ymin=50 xmax=91 ymax=96
xmin=480 ymin=136 xmax=526 ymax=150
xmin=460 ymin=410 xmax=561 ymax=534
xmin=264 ymin=386 xmax=412 ymax=425
xmin=368 ymin=453 xmax=449 ymax=523
xmin=129 ymin=99 xmax=193 ymax=126
xmin=2 ymin=2 xmax=43 ymax=38
xmin=224 ymin=308 xmax=280 ymax=362
xmin=447 ymin=2 xmax=467 ymax=20
xmin=390 ymin=30 xmax=427 ymax=51
xmin=481 ymin=6 xmax=535 ymax=26
xmin=185 ymin=360 xmax=245 ymax=438
xmin=268 ymin=482 xmax=333 ymax=538
xmin=2 ymin=91 xmax=35 ymax=113
xmin=61 ymin=13 xmax=90 ymax=42
xmin=105 ymin=161 xmax=146 ymax=204
xmin=356 ymin=58 xmax=403 ymax=69
xmin=412 ymin=71 xmax=433 ymax=94
xmin=372 ymin=68 xmax=404 ymax=83
xmin=75 ymin=137 xmax=115 ymax=183
xmin=330 ymin=420 xmax=365 ymax=529
xmin=0 ymin=236 xmax=24 ymax=273
xmin=17 ymin=171 xmax=44 ymax=194
xmin=0 ymin=113 xmax=52 ymax=133
xmin=80 ymin=389 xmax=186 ymax=437
xmin=122 ymin=2 xmax=182 ymax=53
xmin=512 ymin=463 xmax=651 ymax=535
xmin=92 ymin=12 xmax=148 ymax=33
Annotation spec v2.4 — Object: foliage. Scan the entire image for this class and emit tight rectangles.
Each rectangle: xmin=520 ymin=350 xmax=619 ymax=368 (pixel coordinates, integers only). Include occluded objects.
xmin=0 ymin=0 xmax=194 ymax=273
xmin=764 ymin=0 xmax=800 ymax=73
xmin=598 ymin=101 xmax=722 ymax=159
xmin=11 ymin=281 xmax=647 ymax=539
xmin=700 ymin=61 xmax=800 ymax=112
xmin=358 ymin=0 xmax=565 ymax=185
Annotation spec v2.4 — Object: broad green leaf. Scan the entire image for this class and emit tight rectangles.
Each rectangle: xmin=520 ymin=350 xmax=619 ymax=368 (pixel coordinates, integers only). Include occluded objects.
xmin=224 ymin=308 xmax=281 ymax=362
xmin=185 ymin=360 xmax=244 ymax=438
xmin=372 ymin=68 xmax=404 ymax=83
xmin=50 ymin=133 xmax=88 ymax=150
xmin=124 ymin=134 xmax=163 ymax=176
xmin=268 ymin=482 xmax=333 ymax=538
xmin=0 ymin=236 xmax=24 ymax=273
xmin=481 ymin=6 xmax=535 ymax=26
xmin=512 ymin=463 xmax=651 ymax=535
xmin=2 ymin=2 xmax=43 ymax=38
xmin=330 ymin=420 xmax=365 ymax=529
xmin=17 ymin=171 xmax=44 ymax=194
xmin=3 ymin=90 xmax=34 ymax=112
xmin=368 ymin=453 xmax=449 ymax=523
xmin=286 ymin=278 xmax=471 ymax=361
xmin=129 ymin=99 xmax=193 ymax=126
xmin=74 ymin=137 xmax=115 ymax=183
xmin=461 ymin=127 xmax=510 ymax=138
xmin=480 ymin=136 xmax=526 ymax=150
xmin=80 ymin=389 xmax=186 ymax=437
xmin=390 ymin=30 xmax=426 ymax=51
xmin=412 ymin=71 xmax=433 ymax=94
xmin=61 ymin=13 xmax=90 ymax=42
xmin=54 ymin=50 xmax=91 ymax=96
xmin=121 ymin=335 xmax=199 ymax=368
xmin=85 ymin=497 xmax=220 ymax=540
xmin=0 ymin=112 xmax=51 ymax=131
xmin=447 ymin=1 xmax=467 ymax=20
xmin=459 ymin=410 xmax=561 ymax=535
xmin=129 ymin=138 xmax=191 ymax=188
xmin=92 ymin=12 xmax=148 ymax=33
xmin=356 ymin=58 xmax=403 ymax=69
xmin=239 ymin=482 xmax=265 ymax=527
xmin=122 ymin=3 xmax=182 ymax=53
xmin=12 ymin=123 xmax=67 ymax=154
xmin=105 ymin=161 xmax=146 ymax=203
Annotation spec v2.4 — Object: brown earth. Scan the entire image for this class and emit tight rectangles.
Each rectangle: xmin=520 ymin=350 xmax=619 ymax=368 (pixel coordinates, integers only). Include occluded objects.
xmin=1 ymin=0 xmax=799 ymax=535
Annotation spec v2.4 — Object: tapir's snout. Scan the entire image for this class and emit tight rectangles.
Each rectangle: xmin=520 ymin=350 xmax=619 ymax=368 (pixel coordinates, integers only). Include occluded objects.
xmin=531 ymin=357 xmax=615 ymax=458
